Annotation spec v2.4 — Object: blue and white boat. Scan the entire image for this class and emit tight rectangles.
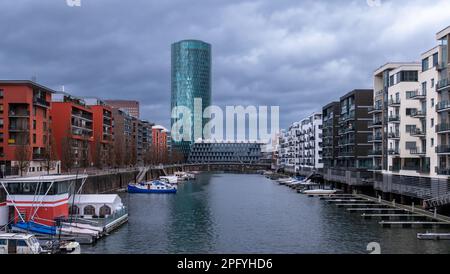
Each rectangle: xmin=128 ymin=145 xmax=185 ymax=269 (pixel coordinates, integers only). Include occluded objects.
xmin=127 ymin=180 xmax=177 ymax=194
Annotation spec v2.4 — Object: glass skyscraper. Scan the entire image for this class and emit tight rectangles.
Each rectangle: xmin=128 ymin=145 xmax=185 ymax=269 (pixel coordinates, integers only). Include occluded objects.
xmin=171 ymin=40 xmax=212 ymax=158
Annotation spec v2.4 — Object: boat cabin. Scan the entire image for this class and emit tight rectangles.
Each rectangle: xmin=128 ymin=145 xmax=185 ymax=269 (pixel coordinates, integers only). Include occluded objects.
xmin=0 ymin=233 xmax=41 ymax=254
xmin=0 ymin=175 xmax=88 ymax=226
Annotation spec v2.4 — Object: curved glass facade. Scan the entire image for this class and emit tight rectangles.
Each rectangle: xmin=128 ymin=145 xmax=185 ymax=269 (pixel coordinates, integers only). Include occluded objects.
xmin=171 ymin=40 xmax=211 ymax=158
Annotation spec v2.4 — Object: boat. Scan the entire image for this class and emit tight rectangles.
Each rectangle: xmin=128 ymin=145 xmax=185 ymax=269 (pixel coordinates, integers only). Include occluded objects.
xmin=174 ymin=172 xmax=196 ymax=181
xmin=417 ymin=232 xmax=450 ymax=240
xmin=128 ymin=180 xmax=177 ymax=194
xmin=0 ymin=233 xmax=81 ymax=254
xmin=160 ymin=176 xmax=178 ymax=184
xmin=301 ymin=189 xmax=339 ymax=195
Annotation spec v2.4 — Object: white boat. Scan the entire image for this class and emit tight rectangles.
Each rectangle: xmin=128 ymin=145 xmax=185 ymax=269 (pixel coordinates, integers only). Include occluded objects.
xmin=0 ymin=233 xmax=42 ymax=254
xmin=302 ymin=189 xmax=338 ymax=195
xmin=160 ymin=176 xmax=178 ymax=184
xmin=174 ymin=172 xmax=196 ymax=181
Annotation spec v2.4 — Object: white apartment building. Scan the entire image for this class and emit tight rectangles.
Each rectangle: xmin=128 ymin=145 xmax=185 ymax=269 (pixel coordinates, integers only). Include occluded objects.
xmin=278 ymin=113 xmax=323 ymax=174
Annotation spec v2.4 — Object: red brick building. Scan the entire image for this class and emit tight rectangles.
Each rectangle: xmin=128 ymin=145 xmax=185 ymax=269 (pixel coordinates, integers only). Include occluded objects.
xmin=51 ymin=93 xmax=94 ymax=170
xmin=85 ymin=98 xmax=114 ymax=168
xmin=0 ymin=80 xmax=60 ymax=176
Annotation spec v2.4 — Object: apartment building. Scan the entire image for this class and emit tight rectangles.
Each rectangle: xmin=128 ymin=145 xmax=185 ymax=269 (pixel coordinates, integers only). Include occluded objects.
xmin=298 ymin=113 xmax=323 ymax=174
xmin=85 ymin=98 xmax=114 ymax=168
xmin=110 ymin=107 xmax=134 ymax=166
xmin=322 ymin=102 xmax=340 ymax=170
xmin=51 ymin=93 xmax=94 ymax=170
xmin=0 ymin=80 xmax=60 ymax=176
xmin=278 ymin=113 xmax=323 ymax=175
xmin=323 ymin=89 xmax=373 ymax=190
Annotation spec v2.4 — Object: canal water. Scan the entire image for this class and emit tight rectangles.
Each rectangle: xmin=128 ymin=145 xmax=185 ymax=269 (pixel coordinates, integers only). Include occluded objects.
xmin=84 ymin=173 xmax=450 ymax=254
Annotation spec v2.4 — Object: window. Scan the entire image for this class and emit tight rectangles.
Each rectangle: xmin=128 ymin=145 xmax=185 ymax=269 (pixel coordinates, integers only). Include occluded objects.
xmin=0 ymin=119 xmax=3 ymax=129
xmin=406 ymin=142 xmax=417 ymax=150
xmin=422 ymin=82 xmax=427 ymax=94
xmin=33 ymin=134 xmax=36 ymax=144
xmin=431 ymin=118 xmax=434 ymax=127
xmin=0 ymin=104 xmax=3 ymax=114
xmin=431 ymin=138 xmax=434 ymax=147
xmin=83 ymin=205 xmax=96 ymax=215
xmin=431 ymin=98 xmax=435 ymax=107
xmin=33 ymin=120 xmax=36 ymax=130
xmin=431 ymin=79 xmax=435 ymax=88
xmin=17 ymin=240 xmax=28 ymax=247
xmin=422 ymin=57 xmax=429 ymax=71
xmin=406 ymin=108 xmax=415 ymax=116
xmin=0 ymin=89 xmax=3 ymax=97
xmin=0 ymin=239 xmax=6 ymax=245
xmin=406 ymin=125 xmax=416 ymax=133
xmin=406 ymin=91 xmax=415 ymax=99
xmin=433 ymin=52 xmax=439 ymax=67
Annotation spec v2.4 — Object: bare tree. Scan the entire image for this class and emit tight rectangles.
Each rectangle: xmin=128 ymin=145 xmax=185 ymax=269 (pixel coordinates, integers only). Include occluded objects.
xmin=40 ymin=134 xmax=57 ymax=175
xmin=93 ymin=138 xmax=104 ymax=170
xmin=15 ymin=144 xmax=31 ymax=176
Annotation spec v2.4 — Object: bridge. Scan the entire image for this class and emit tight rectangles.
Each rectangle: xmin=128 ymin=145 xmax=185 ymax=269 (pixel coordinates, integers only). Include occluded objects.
xmin=159 ymin=163 xmax=272 ymax=173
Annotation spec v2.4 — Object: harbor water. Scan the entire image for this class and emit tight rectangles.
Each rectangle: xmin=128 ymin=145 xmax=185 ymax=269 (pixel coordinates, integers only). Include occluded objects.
xmin=84 ymin=173 xmax=450 ymax=254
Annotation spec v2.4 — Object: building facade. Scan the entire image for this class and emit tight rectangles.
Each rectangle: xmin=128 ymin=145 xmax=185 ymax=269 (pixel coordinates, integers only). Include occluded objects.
xmin=85 ymin=98 xmax=114 ymax=169
xmin=171 ymin=40 xmax=212 ymax=158
xmin=322 ymin=102 xmax=340 ymax=171
xmin=104 ymin=100 xmax=140 ymax=119
xmin=188 ymin=140 xmax=263 ymax=164
xmin=51 ymin=93 xmax=94 ymax=170
xmin=0 ymin=81 xmax=60 ymax=176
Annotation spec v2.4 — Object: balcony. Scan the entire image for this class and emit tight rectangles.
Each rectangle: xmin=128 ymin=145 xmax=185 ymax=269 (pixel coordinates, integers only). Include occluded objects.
xmin=388 ymin=99 xmax=401 ymax=107
xmin=33 ymin=97 xmax=50 ymax=108
xmin=339 ymin=112 xmax=355 ymax=123
xmin=410 ymin=128 xmax=426 ymax=138
xmin=9 ymin=124 xmax=30 ymax=132
xmin=368 ymin=120 xmax=383 ymax=128
xmin=437 ymin=78 xmax=450 ymax=91
xmin=411 ymin=110 xmax=426 ymax=118
xmin=388 ymin=115 xmax=400 ymax=123
xmin=387 ymin=132 xmax=400 ymax=139
xmin=437 ymin=62 xmax=448 ymax=71
xmin=436 ymin=167 xmax=450 ymax=175
xmin=388 ymin=149 xmax=400 ymax=155
xmin=8 ymin=110 xmax=30 ymax=118
xmin=436 ymin=123 xmax=450 ymax=133
xmin=436 ymin=101 xmax=450 ymax=112
xmin=368 ymin=105 xmax=383 ymax=114
xmin=368 ymin=150 xmax=382 ymax=156
xmin=410 ymin=90 xmax=426 ymax=100
xmin=436 ymin=145 xmax=450 ymax=154
xmin=368 ymin=134 xmax=382 ymax=142
xmin=409 ymin=148 xmax=426 ymax=156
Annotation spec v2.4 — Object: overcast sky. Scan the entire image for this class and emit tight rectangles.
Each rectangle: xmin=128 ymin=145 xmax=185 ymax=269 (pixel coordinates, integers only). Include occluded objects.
xmin=1 ymin=0 xmax=450 ymax=130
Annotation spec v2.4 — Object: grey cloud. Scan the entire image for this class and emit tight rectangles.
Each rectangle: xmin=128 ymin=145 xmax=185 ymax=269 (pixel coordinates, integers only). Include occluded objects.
xmin=0 ymin=0 xmax=449 ymax=129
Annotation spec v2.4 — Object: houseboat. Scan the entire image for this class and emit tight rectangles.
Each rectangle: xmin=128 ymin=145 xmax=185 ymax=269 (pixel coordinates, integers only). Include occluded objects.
xmin=0 ymin=175 xmax=128 ymax=245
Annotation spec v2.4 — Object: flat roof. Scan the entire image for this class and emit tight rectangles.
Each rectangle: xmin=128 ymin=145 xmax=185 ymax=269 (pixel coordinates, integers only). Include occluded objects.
xmin=71 ymin=194 xmax=120 ymax=204
xmin=0 ymin=80 xmax=57 ymax=93
xmin=373 ymin=62 xmax=419 ymax=75
xmin=0 ymin=174 xmax=88 ymax=183
xmin=436 ymin=25 xmax=450 ymax=40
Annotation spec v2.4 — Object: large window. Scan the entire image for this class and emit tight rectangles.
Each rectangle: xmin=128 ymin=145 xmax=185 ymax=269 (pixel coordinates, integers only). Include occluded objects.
xmin=422 ymin=57 xmax=429 ymax=71
xmin=433 ymin=53 xmax=439 ymax=67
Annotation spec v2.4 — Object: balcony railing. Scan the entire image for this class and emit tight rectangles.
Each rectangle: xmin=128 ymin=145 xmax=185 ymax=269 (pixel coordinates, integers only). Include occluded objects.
xmin=411 ymin=110 xmax=426 ymax=118
xmin=436 ymin=123 xmax=450 ymax=133
xmin=388 ymin=149 xmax=400 ymax=155
xmin=437 ymin=78 xmax=450 ymax=91
xmin=8 ymin=110 xmax=30 ymax=117
xmin=33 ymin=97 xmax=50 ymax=108
xmin=410 ymin=90 xmax=426 ymax=100
xmin=388 ymin=115 xmax=400 ymax=123
xmin=410 ymin=128 xmax=426 ymax=137
xmin=436 ymin=145 xmax=450 ymax=154
xmin=368 ymin=120 xmax=383 ymax=128
xmin=368 ymin=105 xmax=383 ymax=113
xmin=388 ymin=99 xmax=401 ymax=106
xmin=368 ymin=134 xmax=382 ymax=142
xmin=9 ymin=125 xmax=30 ymax=131
xmin=436 ymin=101 xmax=450 ymax=112
xmin=409 ymin=148 xmax=426 ymax=155
xmin=388 ymin=132 xmax=400 ymax=139
xmin=436 ymin=167 xmax=450 ymax=175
